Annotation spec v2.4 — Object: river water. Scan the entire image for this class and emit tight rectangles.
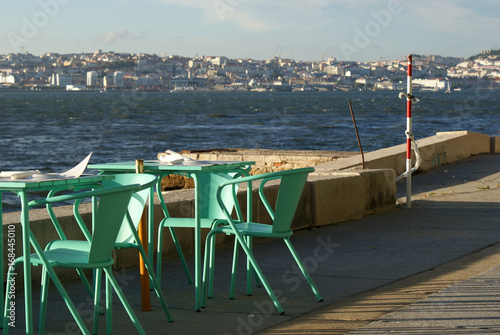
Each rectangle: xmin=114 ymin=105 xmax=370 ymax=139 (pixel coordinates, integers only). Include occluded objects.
xmin=1 ymin=89 xmax=499 ymax=210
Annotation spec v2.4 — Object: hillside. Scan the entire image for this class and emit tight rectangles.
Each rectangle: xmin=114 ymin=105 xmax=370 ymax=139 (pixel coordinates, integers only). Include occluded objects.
xmin=468 ymin=49 xmax=500 ymax=61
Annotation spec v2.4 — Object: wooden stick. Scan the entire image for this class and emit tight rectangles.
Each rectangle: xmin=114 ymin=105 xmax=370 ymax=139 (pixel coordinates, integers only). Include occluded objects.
xmin=348 ymin=101 xmax=365 ymax=169
xmin=135 ymin=159 xmax=151 ymax=311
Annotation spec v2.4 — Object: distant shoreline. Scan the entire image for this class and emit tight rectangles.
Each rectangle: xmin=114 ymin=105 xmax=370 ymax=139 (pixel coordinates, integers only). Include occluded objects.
xmin=1 ymin=87 xmax=497 ymax=93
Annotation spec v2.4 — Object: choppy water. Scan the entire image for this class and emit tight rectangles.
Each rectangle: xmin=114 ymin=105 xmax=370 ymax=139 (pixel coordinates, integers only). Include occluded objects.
xmin=1 ymin=89 xmax=499 ymax=210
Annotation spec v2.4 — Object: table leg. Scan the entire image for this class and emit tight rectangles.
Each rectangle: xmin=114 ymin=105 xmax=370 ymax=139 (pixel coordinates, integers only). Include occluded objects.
xmin=0 ymin=192 xmax=3 ymax=326
xmin=148 ymin=186 xmax=155 ymax=286
xmin=138 ymin=208 xmax=151 ymax=311
xmin=135 ymin=159 xmax=151 ymax=311
xmin=193 ymin=174 xmax=201 ymax=312
xmin=19 ymin=192 xmax=34 ymax=334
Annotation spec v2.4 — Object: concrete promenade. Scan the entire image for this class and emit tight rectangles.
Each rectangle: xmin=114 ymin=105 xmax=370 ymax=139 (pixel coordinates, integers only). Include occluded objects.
xmin=5 ymin=153 xmax=500 ymax=334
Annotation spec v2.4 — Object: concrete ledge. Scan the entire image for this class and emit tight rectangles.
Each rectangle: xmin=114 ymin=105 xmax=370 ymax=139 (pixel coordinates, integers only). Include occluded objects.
xmin=492 ymin=135 xmax=500 ymax=153
xmin=179 ymin=148 xmax=356 ymax=174
xmin=309 ymin=169 xmax=396 ymax=226
xmin=315 ymin=131 xmax=495 ymax=175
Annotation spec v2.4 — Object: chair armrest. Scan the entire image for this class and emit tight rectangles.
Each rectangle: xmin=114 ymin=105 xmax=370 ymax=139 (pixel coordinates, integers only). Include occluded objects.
xmin=29 ymin=183 xmax=141 ymax=208
xmin=217 ymin=167 xmax=315 ymax=188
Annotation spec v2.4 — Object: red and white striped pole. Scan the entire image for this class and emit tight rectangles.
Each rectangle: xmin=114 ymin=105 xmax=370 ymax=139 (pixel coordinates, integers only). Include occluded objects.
xmin=406 ymin=55 xmax=413 ymax=207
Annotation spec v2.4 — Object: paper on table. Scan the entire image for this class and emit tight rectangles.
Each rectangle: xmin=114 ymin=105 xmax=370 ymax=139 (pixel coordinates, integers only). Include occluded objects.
xmin=59 ymin=152 xmax=93 ymax=178
xmin=0 ymin=152 xmax=92 ymax=180
xmin=158 ymin=150 xmax=192 ymax=165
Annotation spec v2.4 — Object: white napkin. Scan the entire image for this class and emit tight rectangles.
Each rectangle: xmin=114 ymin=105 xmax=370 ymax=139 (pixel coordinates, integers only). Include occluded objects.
xmin=158 ymin=150 xmax=189 ymax=165
xmin=59 ymin=152 xmax=92 ymax=178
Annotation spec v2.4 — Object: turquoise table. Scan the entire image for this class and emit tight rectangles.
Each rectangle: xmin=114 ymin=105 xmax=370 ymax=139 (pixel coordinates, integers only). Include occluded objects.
xmin=0 ymin=175 xmax=114 ymax=334
xmin=88 ymin=160 xmax=254 ymax=312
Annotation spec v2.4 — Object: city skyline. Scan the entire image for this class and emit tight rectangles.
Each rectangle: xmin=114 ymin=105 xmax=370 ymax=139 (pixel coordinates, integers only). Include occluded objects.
xmin=2 ymin=1 xmax=500 ymax=62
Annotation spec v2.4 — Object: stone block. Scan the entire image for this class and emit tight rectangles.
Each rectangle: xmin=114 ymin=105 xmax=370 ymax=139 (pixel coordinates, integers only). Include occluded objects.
xmin=467 ymin=131 xmax=491 ymax=155
xmin=218 ymin=154 xmax=244 ymax=162
xmin=292 ymin=181 xmax=314 ymax=230
xmin=310 ymin=169 xmax=395 ymax=227
xmin=240 ymin=154 xmax=267 ymax=166
xmin=311 ymin=173 xmax=365 ymax=226
xmin=492 ymin=136 xmax=500 ymax=153
xmin=160 ymin=174 xmax=189 ymax=190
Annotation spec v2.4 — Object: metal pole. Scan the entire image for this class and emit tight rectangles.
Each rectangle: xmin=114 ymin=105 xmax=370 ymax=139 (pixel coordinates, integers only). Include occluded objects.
xmin=406 ymin=55 xmax=413 ymax=208
xmin=348 ymin=101 xmax=365 ymax=169
xmin=135 ymin=159 xmax=152 ymax=311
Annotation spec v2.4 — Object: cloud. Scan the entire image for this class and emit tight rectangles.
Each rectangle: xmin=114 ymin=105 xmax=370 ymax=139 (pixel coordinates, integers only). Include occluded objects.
xmin=151 ymin=0 xmax=500 ymax=60
xmin=95 ymin=30 xmax=146 ymax=44
xmin=406 ymin=0 xmax=500 ymax=38
xmin=154 ymin=0 xmax=340 ymax=32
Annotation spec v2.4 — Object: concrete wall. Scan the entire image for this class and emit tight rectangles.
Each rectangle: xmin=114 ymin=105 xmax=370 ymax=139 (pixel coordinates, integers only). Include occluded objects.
xmin=315 ymin=131 xmax=497 ymax=175
xmin=309 ymin=170 xmax=396 ymax=226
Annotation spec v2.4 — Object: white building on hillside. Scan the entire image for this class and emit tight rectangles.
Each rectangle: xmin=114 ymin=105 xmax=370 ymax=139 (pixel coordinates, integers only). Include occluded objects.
xmin=52 ymin=73 xmax=72 ymax=86
xmin=413 ymin=78 xmax=447 ymax=90
xmin=0 ymin=73 xmax=15 ymax=83
xmin=114 ymin=71 xmax=124 ymax=87
xmin=87 ymin=71 xmax=98 ymax=86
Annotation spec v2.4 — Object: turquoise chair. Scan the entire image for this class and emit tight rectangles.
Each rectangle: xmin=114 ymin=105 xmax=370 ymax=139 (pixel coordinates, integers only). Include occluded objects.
xmin=44 ymin=174 xmax=173 ymax=332
xmin=3 ymin=174 xmax=171 ymax=335
xmin=202 ymin=167 xmax=323 ymax=314
xmin=156 ymin=170 xmax=248 ymax=286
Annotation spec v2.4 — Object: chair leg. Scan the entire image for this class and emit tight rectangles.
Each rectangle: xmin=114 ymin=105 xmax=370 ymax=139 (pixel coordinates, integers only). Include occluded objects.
xmin=245 ymin=236 xmax=253 ymax=296
xmin=157 ymin=225 xmax=194 ymax=286
xmin=92 ymin=269 xmax=103 ymax=334
xmin=3 ymin=259 xmax=22 ymax=334
xmin=251 ymin=238 xmax=263 ymax=289
xmin=7 ymin=259 xmax=91 ymax=335
xmin=169 ymin=227 xmax=193 ymax=284
xmin=79 ymin=268 xmax=104 ymax=315
xmin=156 ymin=224 xmax=165 ymax=286
xmin=45 ymin=263 xmax=91 ymax=335
xmin=244 ymin=236 xmax=263 ymax=294
xmin=105 ymin=273 xmax=113 ymax=334
xmin=233 ymin=233 xmax=285 ymax=314
xmin=38 ymin=266 xmax=50 ymax=335
xmin=202 ymin=230 xmax=217 ymax=307
xmin=201 ymin=233 xmax=210 ymax=307
xmin=283 ymin=238 xmax=323 ymax=302
xmin=103 ymin=267 xmax=146 ymax=335
xmin=136 ymin=241 xmax=173 ymax=322
xmin=208 ymin=231 xmax=217 ymax=299
xmin=230 ymin=236 xmax=239 ymax=299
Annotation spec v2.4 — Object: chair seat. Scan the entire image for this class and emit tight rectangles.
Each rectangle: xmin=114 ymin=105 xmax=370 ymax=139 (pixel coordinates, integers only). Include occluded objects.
xmin=161 ymin=217 xmax=220 ymax=228
xmin=47 ymin=240 xmax=90 ymax=252
xmin=30 ymin=248 xmax=114 ymax=269
xmin=214 ymin=222 xmax=293 ymax=238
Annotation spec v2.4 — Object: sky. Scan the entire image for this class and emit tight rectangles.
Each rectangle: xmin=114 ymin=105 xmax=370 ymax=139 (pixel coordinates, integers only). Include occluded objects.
xmin=1 ymin=0 xmax=500 ymax=62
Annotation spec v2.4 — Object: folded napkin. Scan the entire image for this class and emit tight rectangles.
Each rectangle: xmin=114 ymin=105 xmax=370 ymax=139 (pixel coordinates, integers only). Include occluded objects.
xmin=59 ymin=152 xmax=92 ymax=178
xmin=158 ymin=150 xmax=192 ymax=165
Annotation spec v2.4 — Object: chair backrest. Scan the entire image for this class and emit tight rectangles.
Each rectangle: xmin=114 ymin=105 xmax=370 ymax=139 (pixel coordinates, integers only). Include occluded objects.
xmin=216 ymin=167 xmax=314 ymax=233
xmin=88 ymin=185 xmax=137 ymax=263
xmin=101 ymin=174 xmax=157 ymax=244
xmin=271 ymin=168 xmax=312 ymax=233
xmin=198 ymin=172 xmax=240 ymax=219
